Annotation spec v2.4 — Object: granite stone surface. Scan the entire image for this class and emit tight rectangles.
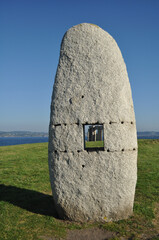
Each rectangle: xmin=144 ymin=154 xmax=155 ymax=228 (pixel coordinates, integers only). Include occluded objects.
xmin=48 ymin=23 xmax=137 ymax=222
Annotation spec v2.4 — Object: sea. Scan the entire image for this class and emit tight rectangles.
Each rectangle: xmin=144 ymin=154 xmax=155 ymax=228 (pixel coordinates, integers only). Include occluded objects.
xmin=0 ymin=137 xmax=48 ymax=146
xmin=0 ymin=136 xmax=158 ymax=147
xmin=137 ymin=136 xmax=159 ymax=139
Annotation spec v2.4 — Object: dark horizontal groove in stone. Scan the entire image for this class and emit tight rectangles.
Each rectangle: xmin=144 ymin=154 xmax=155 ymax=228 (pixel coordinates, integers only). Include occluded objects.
xmin=109 ymin=121 xmax=134 ymax=125
xmin=53 ymin=123 xmax=80 ymax=126
xmin=107 ymin=148 xmax=137 ymax=153
xmin=85 ymin=121 xmax=101 ymax=125
xmin=54 ymin=150 xmax=82 ymax=153
xmin=109 ymin=121 xmax=118 ymax=124
xmin=52 ymin=121 xmax=134 ymax=126
xmin=53 ymin=148 xmax=137 ymax=154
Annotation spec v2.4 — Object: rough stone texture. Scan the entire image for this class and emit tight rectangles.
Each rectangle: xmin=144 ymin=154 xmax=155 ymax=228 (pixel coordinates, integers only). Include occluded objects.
xmin=49 ymin=124 xmax=83 ymax=152
xmin=48 ymin=23 xmax=137 ymax=222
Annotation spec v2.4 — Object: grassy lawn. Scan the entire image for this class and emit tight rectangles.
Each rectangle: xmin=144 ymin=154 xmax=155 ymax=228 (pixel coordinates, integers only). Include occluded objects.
xmin=85 ymin=140 xmax=104 ymax=148
xmin=0 ymin=140 xmax=159 ymax=240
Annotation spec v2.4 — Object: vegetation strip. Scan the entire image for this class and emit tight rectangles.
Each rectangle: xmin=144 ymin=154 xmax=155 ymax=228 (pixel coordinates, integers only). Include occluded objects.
xmin=0 ymin=140 xmax=159 ymax=240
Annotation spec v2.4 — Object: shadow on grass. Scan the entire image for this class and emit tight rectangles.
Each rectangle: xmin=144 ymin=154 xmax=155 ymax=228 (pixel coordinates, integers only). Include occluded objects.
xmin=0 ymin=184 xmax=59 ymax=218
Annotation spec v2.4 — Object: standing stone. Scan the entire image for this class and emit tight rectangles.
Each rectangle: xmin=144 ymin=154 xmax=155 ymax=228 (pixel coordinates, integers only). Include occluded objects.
xmin=48 ymin=23 xmax=137 ymax=222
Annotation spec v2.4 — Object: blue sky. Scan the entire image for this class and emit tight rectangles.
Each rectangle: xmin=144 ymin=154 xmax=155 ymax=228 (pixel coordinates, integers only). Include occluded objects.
xmin=1 ymin=0 xmax=159 ymax=132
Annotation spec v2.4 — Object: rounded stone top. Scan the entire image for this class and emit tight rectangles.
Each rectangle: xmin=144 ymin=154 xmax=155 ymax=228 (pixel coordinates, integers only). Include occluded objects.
xmin=64 ymin=23 xmax=113 ymax=37
xmin=60 ymin=23 xmax=121 ymax=64
xmin=66 ymin=23 xmax=108 ymax=33
xmin=51 ymin=23 xmax=135 ymax=125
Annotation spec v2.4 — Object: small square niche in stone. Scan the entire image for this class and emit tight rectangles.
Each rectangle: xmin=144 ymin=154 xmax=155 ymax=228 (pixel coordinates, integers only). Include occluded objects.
xmin=84 ymin=124 xmax=104 ymax=151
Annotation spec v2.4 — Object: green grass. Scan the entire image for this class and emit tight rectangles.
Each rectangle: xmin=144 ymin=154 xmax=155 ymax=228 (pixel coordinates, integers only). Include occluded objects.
xmin=85 ymin=140 xmax=104 ymax=148
xmin=0 ymin=140 xmax=159 ymax=240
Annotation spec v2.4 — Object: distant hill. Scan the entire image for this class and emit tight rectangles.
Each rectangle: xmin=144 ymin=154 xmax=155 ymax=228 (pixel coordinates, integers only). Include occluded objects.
xmin=0 ymin=130 xmax=159 ymax=139
xmin=0 ymin=131 xmax=48 ymax=137
xmin=137 ymin=131 xmax=159 ymax=139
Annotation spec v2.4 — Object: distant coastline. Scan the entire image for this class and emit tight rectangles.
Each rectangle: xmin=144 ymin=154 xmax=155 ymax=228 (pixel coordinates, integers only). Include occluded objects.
xmin=0 ymin=131 xmax=48 ymax=138
xmin=0 ymin=130 xmax=159 ymax=139
xmin=137 ymin=131 xmax=159 ymax=139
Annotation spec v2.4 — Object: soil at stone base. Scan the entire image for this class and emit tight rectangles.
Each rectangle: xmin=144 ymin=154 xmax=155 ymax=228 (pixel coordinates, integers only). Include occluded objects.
xmin=64 ymin=228 xmax=116 ymax=240
xmin=40 ymin=227 xmax=159 ymax=240
xmin=40 ymin=228 xmax=120 ymax=240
